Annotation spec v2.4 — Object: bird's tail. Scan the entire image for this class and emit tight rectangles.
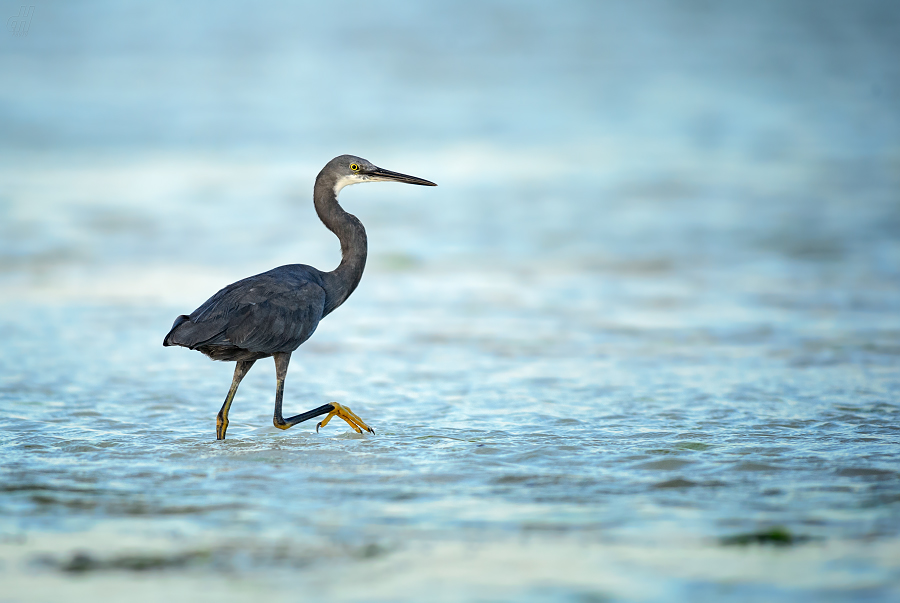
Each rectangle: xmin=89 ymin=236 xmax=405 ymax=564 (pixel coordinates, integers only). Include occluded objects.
xmin=163 ymin=315 xmax=191 ymax=347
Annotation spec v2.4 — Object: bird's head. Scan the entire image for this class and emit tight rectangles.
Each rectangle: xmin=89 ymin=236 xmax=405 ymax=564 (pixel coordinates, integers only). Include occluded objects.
xmin=326 ymin=154 xmax=437 ymax=195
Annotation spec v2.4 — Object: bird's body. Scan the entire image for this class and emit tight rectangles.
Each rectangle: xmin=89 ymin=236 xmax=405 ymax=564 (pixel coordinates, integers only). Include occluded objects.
xmin=164 ymin=264 xmax=328 ymax=362
xmin=164 ymin=155 xmax=436 ymax=439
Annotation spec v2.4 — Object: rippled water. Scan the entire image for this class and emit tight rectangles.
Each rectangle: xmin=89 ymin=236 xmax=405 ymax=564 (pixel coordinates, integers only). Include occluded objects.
xmin=2 ymin=1 xmax=900 ymax=601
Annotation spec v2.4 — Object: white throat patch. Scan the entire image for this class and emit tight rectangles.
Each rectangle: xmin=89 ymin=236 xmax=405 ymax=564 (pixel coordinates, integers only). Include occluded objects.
xmin=333 ymin=174 xmax=368 ymax=196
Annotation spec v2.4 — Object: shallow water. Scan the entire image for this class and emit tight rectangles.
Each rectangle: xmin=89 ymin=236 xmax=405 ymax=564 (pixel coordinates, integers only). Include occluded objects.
xmin=2 ymin=1 xmax=900 ymax=601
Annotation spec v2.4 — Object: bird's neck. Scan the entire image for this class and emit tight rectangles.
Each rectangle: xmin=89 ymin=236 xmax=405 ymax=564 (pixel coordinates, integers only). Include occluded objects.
xmin=314 ymin=172 xmax=367 ymax=316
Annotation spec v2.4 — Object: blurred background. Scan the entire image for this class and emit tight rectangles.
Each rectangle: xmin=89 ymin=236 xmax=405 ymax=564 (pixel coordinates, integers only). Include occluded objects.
xmin=1 ymin=1 xmax=899 ymax=601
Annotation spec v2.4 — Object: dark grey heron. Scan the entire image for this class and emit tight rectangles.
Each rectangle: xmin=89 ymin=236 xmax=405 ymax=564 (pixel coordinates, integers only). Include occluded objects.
xmin=164 ymin=155 xmax=436 ymax=440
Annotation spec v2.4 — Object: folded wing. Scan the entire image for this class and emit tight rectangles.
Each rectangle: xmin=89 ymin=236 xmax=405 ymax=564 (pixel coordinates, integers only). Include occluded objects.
xmin=164 ymin=266 xmax=327 ymax=360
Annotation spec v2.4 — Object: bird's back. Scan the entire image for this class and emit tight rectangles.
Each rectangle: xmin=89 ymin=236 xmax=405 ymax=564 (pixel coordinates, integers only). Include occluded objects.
xmin=164 ymin=265 xmax=328 ymax=362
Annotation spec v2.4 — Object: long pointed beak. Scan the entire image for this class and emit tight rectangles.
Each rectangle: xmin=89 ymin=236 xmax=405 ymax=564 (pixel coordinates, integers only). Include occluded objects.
xmin=370 ymin=167 xmax=437 ymax=186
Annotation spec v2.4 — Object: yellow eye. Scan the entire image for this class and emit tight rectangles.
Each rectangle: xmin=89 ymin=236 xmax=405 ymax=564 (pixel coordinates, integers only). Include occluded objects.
xmin=350 ymin=163 xmax=359 ymax=171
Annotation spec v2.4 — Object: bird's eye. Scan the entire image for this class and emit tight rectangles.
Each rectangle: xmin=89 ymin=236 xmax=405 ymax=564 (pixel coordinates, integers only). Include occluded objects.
xmin=350 ymin=163 xmax=359 ymax=171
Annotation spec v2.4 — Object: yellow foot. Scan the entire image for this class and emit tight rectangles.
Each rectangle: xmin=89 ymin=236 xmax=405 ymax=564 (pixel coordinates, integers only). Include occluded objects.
xmin=216 ymin=415 xmax=228 ymax=440
xmin=317 ymin=402 xmax=374 ymax=435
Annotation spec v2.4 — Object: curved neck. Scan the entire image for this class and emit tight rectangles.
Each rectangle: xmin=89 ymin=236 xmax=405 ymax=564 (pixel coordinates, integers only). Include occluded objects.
xmin=314 ymin=171 xmax=367 ymax=316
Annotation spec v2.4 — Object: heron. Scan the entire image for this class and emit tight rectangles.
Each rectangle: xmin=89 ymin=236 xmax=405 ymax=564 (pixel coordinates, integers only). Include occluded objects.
xmin=163 ymin=155 xmax=436 ymax=440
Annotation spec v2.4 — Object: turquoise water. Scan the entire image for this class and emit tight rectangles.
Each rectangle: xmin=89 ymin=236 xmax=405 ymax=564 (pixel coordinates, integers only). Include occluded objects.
xmin=1 ymin=1 xmax=899 ymax=601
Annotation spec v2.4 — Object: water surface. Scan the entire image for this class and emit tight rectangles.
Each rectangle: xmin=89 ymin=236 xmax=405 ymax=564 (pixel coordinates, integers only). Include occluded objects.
xmin=1 ymin=1 xmax=899 ymax=601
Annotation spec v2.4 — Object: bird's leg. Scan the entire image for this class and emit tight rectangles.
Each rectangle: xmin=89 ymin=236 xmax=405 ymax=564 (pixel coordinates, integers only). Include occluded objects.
xmin=272 ymin=352 xmax=330 ymax=430
xmin=271 ymin=352 xmax=374 ymax=434
xmin=217 ymin=360 xmax=255 ymax=440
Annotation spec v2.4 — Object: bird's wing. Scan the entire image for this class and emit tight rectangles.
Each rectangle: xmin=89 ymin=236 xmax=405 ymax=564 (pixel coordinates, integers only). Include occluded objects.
xmin=221 ymin=281 xmax=327 ymax=353
xmin=168 ymin=270 xmax=327 ymax=354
